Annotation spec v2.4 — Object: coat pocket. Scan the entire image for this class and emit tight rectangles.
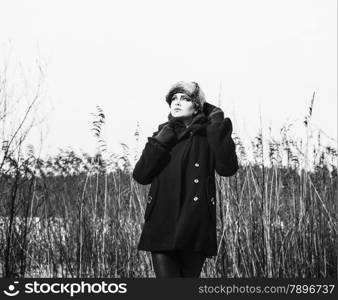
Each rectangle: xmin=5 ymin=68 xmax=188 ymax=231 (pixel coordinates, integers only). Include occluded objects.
xmin=144 ymin=182 xmax=158 ymax=222
xmin=205 ymin=175 xmax=217 ymax=224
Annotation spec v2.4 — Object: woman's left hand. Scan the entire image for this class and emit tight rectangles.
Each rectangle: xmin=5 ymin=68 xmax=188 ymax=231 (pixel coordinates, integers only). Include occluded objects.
xmin=207 ymin=117 xmax=233 ymax=140
xmin=206 ymin=117 xmax=238 ymax=177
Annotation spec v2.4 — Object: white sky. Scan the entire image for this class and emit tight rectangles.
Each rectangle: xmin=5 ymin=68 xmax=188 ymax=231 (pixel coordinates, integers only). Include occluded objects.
xmin=0 ymin=0 xmax=336 ymax=162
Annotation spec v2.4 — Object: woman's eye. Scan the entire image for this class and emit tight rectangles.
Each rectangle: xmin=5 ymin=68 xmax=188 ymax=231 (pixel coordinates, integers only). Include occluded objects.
xmin=171 ymin=96 xmax=191 ymax=101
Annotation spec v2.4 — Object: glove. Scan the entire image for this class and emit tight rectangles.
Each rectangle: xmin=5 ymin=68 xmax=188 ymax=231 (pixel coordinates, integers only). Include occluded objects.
xmin=206 ymin=117 xmax=235 ymax=160
xmin=207 ymin=117 xmax=233 ymax=140
xmin=207 ymin=118 xmax=236 ymax=161
xmin=204 ymin=102 xmax=224 ymax=124
xmin=153 ymin=122 xmax=177 ymax=149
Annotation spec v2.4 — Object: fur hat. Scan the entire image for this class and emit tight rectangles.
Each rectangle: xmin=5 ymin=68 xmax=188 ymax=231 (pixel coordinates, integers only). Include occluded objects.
xmin=165 ymin=81 xmax=206 ymax=111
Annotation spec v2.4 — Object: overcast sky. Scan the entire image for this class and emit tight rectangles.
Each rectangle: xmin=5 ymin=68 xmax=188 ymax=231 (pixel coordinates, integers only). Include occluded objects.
xmin=0 ymin=0 xmax=336 ymax=162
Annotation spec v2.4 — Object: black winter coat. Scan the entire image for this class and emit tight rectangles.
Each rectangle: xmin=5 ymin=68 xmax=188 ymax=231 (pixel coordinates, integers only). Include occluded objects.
xmin=132 ymin=102 xmax=239 ymax=258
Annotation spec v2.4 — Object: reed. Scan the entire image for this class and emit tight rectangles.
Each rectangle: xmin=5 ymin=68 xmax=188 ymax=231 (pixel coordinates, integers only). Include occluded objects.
xmin=0 ymin=104 xmax=336 ymax=278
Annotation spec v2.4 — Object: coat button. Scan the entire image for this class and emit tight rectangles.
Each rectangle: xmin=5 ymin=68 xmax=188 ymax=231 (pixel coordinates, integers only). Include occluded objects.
xmin=211 ymin=197 xmax=215 ymax=205
xmin=194 ymin=178 xmax=199 ymax=183
xmin=194 ymin=162 xmax=199 ymax=167
xmin=147 ymin=195 xmax=152 ymax=203
xmin=190 ymin=131 xmax=193 ymax=135
xmin=193 ymin=196 xmax=199 ymax=201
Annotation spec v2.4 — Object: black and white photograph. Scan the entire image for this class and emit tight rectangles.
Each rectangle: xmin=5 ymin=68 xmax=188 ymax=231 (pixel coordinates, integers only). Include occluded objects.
xmin=0 ymin=0 xmax=337 ymax=287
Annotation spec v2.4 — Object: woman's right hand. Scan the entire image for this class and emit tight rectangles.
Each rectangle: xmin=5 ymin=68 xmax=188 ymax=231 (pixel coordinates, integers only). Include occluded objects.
xmin=153 ymin=122 xmax=178 ymax=149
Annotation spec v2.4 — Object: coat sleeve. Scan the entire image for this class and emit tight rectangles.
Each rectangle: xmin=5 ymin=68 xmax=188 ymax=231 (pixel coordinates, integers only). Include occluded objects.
xmin=132 ymin=135 xmax=171 ymax=185
xmin=206 ymin=118 xmax=239 ymax=177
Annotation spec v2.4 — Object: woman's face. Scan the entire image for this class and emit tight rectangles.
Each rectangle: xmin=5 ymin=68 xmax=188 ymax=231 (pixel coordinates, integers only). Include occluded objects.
xmin=170 ymin=93 xmax=197 ymax=117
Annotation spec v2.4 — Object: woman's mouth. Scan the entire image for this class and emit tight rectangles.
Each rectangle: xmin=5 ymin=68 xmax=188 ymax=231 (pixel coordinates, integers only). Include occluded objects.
xmin=174 ymin=108 xmax=181 ymax=112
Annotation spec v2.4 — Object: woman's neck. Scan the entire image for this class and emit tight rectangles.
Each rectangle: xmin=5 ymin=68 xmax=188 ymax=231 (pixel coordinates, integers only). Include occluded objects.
xmin=171 ymin=114 xmax=194 ymax=127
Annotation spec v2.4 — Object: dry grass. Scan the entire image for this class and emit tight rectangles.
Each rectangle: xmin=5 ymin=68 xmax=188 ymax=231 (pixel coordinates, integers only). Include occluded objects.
xmin=0 ymin=129 xmax=336 ymax=278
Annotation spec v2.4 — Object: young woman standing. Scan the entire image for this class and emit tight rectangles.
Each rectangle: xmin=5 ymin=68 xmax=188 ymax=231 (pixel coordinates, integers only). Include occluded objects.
xmin=133 ymin=81 xmax=238 ymax=277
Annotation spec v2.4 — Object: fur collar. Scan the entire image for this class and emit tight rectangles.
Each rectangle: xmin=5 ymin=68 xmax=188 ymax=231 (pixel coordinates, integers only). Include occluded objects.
xmin=155 ymin=102 xmax=224 ymax=142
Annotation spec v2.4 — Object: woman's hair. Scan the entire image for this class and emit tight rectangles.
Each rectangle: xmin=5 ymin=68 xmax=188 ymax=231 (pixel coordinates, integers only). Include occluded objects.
xmin=165 ymin=81 xmax=206 ymax=111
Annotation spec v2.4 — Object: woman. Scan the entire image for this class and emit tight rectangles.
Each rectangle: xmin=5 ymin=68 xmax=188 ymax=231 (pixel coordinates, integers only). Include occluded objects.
xmin=132 ymin=81 xmax=239 ymax=277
